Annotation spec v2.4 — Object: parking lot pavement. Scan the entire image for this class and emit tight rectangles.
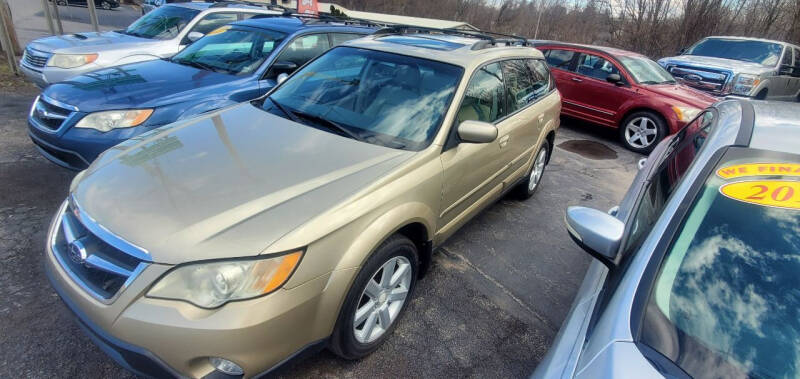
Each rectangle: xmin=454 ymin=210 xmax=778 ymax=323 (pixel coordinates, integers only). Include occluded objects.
xmin=0 ymin=87 xmax=639 ymax=377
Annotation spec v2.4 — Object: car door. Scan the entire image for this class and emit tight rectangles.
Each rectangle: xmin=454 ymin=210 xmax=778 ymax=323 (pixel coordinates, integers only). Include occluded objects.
xmin=438 ymin=62 xmax=511 ymax=239
xmin=566 ymin=53 xmax=634 ymax=126
xmin=775 ymin=46 xmax=794 ymax=100
xmin=541 ymin=48 xmax=580 ymax=114
xmin=499 ymin=59 xmax=548 ymax=179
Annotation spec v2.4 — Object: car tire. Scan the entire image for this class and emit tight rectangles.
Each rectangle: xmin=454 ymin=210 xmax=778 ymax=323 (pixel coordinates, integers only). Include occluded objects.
xmin=57 ymin=0 xmax=67 ymax=5
xmin=101 ymin=1 xmax=111 ymax=10
xmin=514 ymin=140 xmax=549 ymax=200
xmin=619 ymin=111 xmax=666 ymax=154
xmin=329 ymin=234 xmax=418 ymax=360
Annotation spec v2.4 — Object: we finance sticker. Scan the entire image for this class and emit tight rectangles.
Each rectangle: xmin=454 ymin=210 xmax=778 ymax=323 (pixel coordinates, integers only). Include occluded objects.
xmin=720 ymin=180 xmax=800 ymax=210
xmin=717 ymin=163 xmax=800 ymax=179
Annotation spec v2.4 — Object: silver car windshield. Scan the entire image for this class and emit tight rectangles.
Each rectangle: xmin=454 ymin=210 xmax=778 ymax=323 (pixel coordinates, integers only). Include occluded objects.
xmin=618 ymin=56 xmax=675 ymax=85
xmin=123 ymin=5 xmax=200 ymax=40
xmin=641 ymin=152 xmax=800 ymax=379
xmin=263 ymin=46 xmax=463 ymax=151
xmin=171 ymin=27 xmax=286 ymax=75
xmin=685 ymin=38 xmax=783 ymax=66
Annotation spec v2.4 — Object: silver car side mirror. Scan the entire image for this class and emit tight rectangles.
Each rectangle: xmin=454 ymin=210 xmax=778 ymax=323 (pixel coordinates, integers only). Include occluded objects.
xmin=565 ymin=206 xmax=624 ymax=267
xmin=187 ymin=31 xmax=204 ymax=43
xmin=638 ymin=158 xmax=647 ymax=170
xmin=457 ymin=120 xmax=498 ymax=144
xmin=276 ymin=73 xmax=289 ymax=85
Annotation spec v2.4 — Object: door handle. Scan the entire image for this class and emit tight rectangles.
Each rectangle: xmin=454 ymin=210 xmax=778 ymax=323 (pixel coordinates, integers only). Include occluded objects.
xmin=571 ymin=77 xmax=583 ymax=82
xmin=498 ymin=135 xmax=510 ymax=148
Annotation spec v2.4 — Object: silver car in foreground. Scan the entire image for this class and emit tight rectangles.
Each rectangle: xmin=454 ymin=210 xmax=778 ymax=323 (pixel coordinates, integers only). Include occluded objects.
xmin=20 ymin=2 xmax=279 ymax=88
xmin=534 ymin=99 xmax=800 ymax=378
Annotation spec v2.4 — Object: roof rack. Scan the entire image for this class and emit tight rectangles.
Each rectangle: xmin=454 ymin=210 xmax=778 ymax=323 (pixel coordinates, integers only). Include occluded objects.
xmin=248 ymin=10 xmax=388 ymax=28
xmin=206 ymin=0 xmax=291 ymax=12
xmin=373 ymin=25 xmax=530 ymax=50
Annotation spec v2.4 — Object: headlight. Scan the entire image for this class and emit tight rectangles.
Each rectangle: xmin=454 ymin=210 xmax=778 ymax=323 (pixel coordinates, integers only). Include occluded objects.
xmin=147 ymin=251 xmax=303 ymax=308
xmin=75 ymin=109 xmax=153 ymax=132
xmin=672 ymin=106 xmax=702 ymax=122
xmin=731 ymin=74 xmax=760 ymax=96
xmin=48 ymin=53 xmax=98 ymax=69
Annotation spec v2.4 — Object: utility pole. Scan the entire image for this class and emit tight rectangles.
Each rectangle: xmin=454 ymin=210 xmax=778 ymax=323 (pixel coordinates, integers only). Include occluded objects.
xmin=0 ymin=0 xmax=19 ymax=75
xmin=51 ymin=0 xmax=64 ymax=35
xmin=40 ymin=0 xmax=55 ymax=35
xmin=534 ymin=0 xmax=544 ymax=39
xmin=87 ymin=0 xmax=100 ymax=32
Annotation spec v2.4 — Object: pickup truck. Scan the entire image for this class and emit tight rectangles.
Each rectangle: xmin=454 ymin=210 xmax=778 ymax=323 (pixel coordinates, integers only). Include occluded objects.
xmin=659 ymin=36 xmax=800 ymax=101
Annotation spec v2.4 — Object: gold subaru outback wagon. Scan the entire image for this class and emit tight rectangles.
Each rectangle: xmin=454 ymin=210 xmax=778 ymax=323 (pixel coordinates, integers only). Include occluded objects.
xmin=45 ymin=27 xmax=561 ymax=378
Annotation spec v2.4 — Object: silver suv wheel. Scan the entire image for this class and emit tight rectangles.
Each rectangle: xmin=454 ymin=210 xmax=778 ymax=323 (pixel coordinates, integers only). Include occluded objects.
xmin=624 ymin=116 xmax=658 ymax=149
xmin=353 ymin=256 xmax=412 ymax=344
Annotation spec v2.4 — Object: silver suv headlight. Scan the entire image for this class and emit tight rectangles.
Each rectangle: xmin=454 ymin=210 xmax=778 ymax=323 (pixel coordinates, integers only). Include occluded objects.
xmin=147 ymin=251 xmax=303 ymax=308
xmin=48 ymin=53 xmax=98 ymax=69
xmin=75 ymin=109 xmax=153 ymax=132
xmin=731 ymin=74 xmax=760 ymax=96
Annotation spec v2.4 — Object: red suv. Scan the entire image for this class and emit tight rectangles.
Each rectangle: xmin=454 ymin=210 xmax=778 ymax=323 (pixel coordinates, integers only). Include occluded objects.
xmin=536 ymin=42 xmax=718 ymax=153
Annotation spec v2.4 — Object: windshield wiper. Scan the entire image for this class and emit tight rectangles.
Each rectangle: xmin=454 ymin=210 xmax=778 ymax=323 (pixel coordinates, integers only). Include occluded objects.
xmin=172 ymin=59 xmax=222 ymax=73
xmin=268 ymin=98 xmax=301 ymax=123
xmin=292 ymin=109 xmax=363 ymax=141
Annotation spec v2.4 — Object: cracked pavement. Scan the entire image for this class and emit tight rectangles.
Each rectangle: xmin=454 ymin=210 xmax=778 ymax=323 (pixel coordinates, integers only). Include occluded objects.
xmin=0 ymin=88 xmax=639 ymax=378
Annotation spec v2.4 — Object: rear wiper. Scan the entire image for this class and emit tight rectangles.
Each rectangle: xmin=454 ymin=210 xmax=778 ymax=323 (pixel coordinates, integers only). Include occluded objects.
xmin=292 ymin=109 xmax=363 ymax=141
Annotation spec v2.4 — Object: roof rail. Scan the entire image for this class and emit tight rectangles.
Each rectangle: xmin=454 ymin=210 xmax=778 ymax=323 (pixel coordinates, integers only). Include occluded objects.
xmin=206 ymin=0 xmax=291 ymax=12
xmin=373 ymin=25 xmax=530 ymax=50
xmin=249 ymin=11 xmax=388 ymax=28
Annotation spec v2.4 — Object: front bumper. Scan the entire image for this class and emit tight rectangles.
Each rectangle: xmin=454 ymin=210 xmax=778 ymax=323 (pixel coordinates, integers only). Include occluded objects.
xmin=19 ymin=61 xmax=48 ymax=88
xmin=19 ymin=61 xmax=102 ymax=88
xmin=44 ymin=202 xmax=355 ymax=377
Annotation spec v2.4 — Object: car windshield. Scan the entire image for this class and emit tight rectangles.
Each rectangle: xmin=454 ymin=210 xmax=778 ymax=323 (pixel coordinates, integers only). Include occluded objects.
xmin=685 ymin=38 xmax=783 ymax=66
xmin=641 ymin=151 xmax=800 ymax=379
xmin=123 ymin=5 xmax=200 ymax=40
xmin=261 ymin=46 xmax=463 ymax=151
xmin=171 ymin=26 xmax=286 ymax=76
xmin=618 ymin=56 xmax=675 ymax=84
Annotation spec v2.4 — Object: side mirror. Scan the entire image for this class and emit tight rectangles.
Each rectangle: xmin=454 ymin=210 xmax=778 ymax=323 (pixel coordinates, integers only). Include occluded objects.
xmin=565 ymin=206 xmax=624 ymax=267
xmin=276 ymin=72 xmax=289 ymax=85
xmin=780 ymin=64 xmax=795 ymax=76
xmin=186 ymin=31 xmax=204 ymax=43
xmin=271 ymin=61 xmax=298 ymax=74
xmin=638 ymin=158 xmax=647 ymax=170
xmin=606 ymin=73 xmax=623 ymax=85
xmin=457 ymin=120 xmax=498 ymax=144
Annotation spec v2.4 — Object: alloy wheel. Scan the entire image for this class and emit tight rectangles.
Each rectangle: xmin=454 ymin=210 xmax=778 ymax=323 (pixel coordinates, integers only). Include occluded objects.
xmin=101 ymin=1 xmax=111 ymax=10
xmin=353 ymin=256 xmax=412 ymax=344
xmin=528 ymin=147 xmax=548 ymax=192
xmin=624 ymin=116 xmax=658 ymax=149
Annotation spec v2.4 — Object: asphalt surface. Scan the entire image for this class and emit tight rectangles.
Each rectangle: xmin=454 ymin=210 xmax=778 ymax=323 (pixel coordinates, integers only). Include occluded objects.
xmin=0 ymin=85 xmax=639 ymax=377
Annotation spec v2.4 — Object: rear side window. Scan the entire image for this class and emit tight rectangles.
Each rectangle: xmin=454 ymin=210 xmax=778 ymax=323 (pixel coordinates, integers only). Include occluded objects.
xmin=331 ymin=33 xmax=364 ymax=46
xmin=189 ymin=12 xmax=239 ymax=35
xmin=544 ymin=49 xmax=575 ymax=70
xmin=502 ymin=59 xmax=537 ymax=112
xmin=781 ymin=47 xmax=793 ymax=67
xmin=526 ymin=59 xmax=554 ymax=99
xmin=456 ymin=62 xmax=506 ymax=124
xmin=274 ymin=34 xmax=331 ymax=67
xmin=794 ymin=48 xmax=800 ymax=66
xmin=575 ymin=53 xmax=620 ymax=81
xmin=640 ymin=150 xmax=800 ymax=379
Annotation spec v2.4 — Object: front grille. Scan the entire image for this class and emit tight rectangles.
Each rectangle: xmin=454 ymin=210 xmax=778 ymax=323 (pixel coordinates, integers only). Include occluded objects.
xmin=667 ymin=65 xmax=731 ymax=94
xmin=31 ymin=96 xmax=73 ymax=131
xmin=23 ymin=48 xmax=51 ymax=69
xmin=52 ymin=201 xmax=147 ymax=301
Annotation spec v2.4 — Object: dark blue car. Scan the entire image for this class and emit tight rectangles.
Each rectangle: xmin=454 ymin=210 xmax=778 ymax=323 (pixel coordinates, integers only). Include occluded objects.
xmin=28 ymin=16 xmax=375 ymax=169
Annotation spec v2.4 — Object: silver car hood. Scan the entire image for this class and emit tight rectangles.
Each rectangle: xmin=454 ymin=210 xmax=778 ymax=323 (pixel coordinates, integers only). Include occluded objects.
xmin=659 ymin=55 xmax=774 ymax=75
xmin=27 ymin=31 xmax=154 ymax=54
xmin=71 ymin=103 xmax=414 ymax=264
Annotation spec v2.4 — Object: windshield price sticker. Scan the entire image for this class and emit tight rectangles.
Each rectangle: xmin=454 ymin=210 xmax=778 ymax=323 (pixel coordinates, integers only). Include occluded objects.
xmin=720 ymin=180 xmax=800 ymax=210
xmin=717 ymin=163 xmax=800 ymax=179
xmin=207 ymin=26 xmax=231 ymax=36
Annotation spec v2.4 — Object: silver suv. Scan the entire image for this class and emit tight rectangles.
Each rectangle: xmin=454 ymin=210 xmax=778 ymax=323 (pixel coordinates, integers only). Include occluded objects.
xmin=20 ymin=2 xmax=281 ymax=88
xmin=659 ymin=36 xmax=800 ymax=101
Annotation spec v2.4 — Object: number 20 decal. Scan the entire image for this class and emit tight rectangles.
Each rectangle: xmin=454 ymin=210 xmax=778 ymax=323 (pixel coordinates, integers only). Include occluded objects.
xmin=720 ymin=180 xmax=800 ymax=210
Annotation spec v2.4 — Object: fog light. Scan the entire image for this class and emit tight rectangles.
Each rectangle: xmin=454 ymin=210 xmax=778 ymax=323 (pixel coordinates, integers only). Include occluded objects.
xmin=209 ymin=357 xmax=244 ymax=376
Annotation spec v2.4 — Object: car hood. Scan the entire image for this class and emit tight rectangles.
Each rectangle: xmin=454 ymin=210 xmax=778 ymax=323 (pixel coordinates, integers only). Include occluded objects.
xmin=659 ymin=55 xmax=773 ymax=74
xmin=45 ymin=59 xmax=238 ymax=112
xmin=27 ymin=31 xmax=152 ymax=54
xmin=71 ymin=103 xmax=414 ymax=264
xmin=644 ymin=83 xmax=719 ymax=108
